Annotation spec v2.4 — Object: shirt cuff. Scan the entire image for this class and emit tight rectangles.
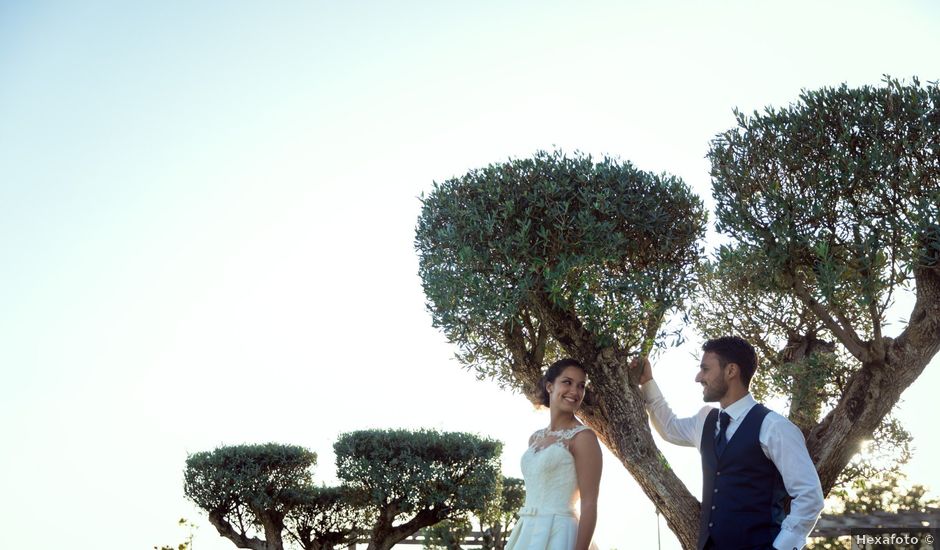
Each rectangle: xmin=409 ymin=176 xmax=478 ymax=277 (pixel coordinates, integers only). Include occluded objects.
xmin=773 ymin=528 xmax=805 ymax=550
xmin=640 ymin=379 xmax=663 ymax=402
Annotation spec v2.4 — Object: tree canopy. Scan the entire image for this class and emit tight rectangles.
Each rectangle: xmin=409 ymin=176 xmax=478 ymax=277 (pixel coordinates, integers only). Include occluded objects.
xmin=335 ymin=429 xmax=503 ymax=550
xmin=416 ymin=149 xmax=708 ymax=547
xmin=416 ymin=149 xmax=706 ymax=388
xmin=186 ymin=432 xmax=505 ymax=550
xmin=420 ymin=476 xmax=525 ymax=550
xmin=701 ymin=76 xmax=940 ymax=492
xmin=185 ymin=444 xmax=368 ymax=550
xmin=185 ymin=444 xmax=317 ymax=550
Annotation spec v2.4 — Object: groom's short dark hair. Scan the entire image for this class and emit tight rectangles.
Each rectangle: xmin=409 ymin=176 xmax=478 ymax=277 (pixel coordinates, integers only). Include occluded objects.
xmin=703 ymin=336 xmax=757 ymax=387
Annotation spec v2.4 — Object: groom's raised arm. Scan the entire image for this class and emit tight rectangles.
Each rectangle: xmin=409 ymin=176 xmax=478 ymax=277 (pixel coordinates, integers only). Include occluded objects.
xmin=634 ymin=358 xmax=708 ymax=449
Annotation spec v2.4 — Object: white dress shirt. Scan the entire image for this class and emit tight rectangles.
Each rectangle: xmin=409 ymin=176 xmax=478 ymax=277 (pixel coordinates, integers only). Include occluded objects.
xmin=641 ymin=380 xmax=824 ymax=550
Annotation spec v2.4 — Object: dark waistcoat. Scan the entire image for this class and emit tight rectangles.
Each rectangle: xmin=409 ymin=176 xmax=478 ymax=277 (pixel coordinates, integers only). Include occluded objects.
xmin=697 ymin=404 xmax=788 ymax=550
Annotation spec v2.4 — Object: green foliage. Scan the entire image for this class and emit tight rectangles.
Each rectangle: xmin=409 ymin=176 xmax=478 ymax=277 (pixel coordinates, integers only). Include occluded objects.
xmin=693 ymin=220 xmax=915 ymax=476
xmin=334 ymin=429 xmax=503 ymax=520
xmin=153 ymin=518 xmax=196 ymax=550
xmin=698 ymin=77 xmax=939 ymax=482
xmin=184 ymin=443 xmax=369 ymax=550
xmin=185 ymin=433 xmax=507 ymax=550
xmin=185 ymin=443 xmax=316 ymax=521
xmin=836 ymin=416 xmax=913 ymax=487
xmin=421 ymin=517 xmax=473 ymax=550
xmin=497 ymin=477 xmax=525 ymax=521
xmin=284 ymin=485 xmax=373 ymax=550
xmin=420 ymin=476 xmax=525 ymax=550
xmin=478 ymin=477 xmax=525 ymax=550
xmin=708 ymin=77 xmax=940 ymax=335
xmin=833 ymin=473 xmax=938 ymax=514
xmin=415 ymin=149 xmax=706 ymax=383
xmin=691 ymin=248 xmax=825 ymax=401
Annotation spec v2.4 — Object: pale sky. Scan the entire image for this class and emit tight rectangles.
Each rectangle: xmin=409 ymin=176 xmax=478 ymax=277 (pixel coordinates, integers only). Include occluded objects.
xmin=1 ymin=2 xmax=939 ymax=549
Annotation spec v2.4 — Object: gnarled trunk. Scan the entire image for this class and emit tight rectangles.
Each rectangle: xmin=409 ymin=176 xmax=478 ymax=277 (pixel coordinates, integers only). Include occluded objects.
xmin=807 ymin=264 xmax=940 ymax=493
xmin=515 ymin=298 xmax=702 ymax=549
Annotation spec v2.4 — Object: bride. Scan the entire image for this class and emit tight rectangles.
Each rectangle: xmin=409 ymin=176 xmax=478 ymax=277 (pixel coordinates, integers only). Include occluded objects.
xmin=506 ymin=358 xmax=602 ymax=550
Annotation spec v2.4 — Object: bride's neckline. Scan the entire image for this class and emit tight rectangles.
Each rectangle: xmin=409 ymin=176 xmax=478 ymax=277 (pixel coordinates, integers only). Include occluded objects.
xmin=544 ymin=424 xmax=584 ymax=435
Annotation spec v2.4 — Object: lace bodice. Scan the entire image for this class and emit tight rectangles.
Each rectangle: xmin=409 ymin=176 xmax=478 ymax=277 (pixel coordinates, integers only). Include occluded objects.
xmin=520 ymin=425 xmax=592 ymax=514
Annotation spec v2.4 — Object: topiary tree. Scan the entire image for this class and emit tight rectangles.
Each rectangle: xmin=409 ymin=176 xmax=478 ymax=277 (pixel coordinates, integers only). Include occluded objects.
xmin=185 ymin=444 xmax=316 ymax=550
xmin=701 ymin=76 xmax=940 ymax=495
xmin=415 ymin=149 xmax=708 ymax=548
xmin=334 ymin=429 xmax=503 ymax=550
xmin=184 ymin=444 xmax=368 ymax=550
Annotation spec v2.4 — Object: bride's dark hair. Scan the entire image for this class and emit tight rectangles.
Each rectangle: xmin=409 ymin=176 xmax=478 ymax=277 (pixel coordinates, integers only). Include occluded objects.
xmin=538 ymin=358 xmax=586 ymax=407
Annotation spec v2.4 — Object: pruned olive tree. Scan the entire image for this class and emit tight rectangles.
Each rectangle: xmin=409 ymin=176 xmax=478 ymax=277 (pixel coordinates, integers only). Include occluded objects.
xmin=701 ymin=76 xmax=940 ymax=495
xmin=421 ymin=476 xmax=525 ymax=550
xmin=185 ymin=444 xmax=316 ymax=550
xmin=334 ymin=429 xmax=503 ymax=550
xmin=184 ymin=444 xmax=367 ymax=550
xmin=415 ymin=150 xmax=708 ymax=548
xmin=284 ymin=486 xmax=372 ymax=550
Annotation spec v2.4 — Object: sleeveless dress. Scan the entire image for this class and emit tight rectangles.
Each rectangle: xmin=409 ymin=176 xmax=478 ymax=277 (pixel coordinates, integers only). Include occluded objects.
xmin=505 ymin=425 xmax=600 ymax=550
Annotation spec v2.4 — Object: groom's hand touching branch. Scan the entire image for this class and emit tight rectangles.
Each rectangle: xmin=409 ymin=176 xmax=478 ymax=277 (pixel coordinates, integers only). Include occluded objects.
xmin=630 ymin=356 xmax=652 ymax=386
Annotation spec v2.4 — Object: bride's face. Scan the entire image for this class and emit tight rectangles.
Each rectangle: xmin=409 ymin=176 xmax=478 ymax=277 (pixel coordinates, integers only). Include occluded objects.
xmin=547 ymin=366 xmax=587 ymax=412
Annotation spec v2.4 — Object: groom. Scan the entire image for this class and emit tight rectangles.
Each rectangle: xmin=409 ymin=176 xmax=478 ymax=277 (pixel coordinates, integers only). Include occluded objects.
xmin=634 ymin=336 xmax=824 ymax=550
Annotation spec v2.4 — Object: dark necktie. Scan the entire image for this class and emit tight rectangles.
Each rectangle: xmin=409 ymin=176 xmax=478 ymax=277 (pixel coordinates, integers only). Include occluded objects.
xmin=715 ymin=411 xmax=731 ymax=457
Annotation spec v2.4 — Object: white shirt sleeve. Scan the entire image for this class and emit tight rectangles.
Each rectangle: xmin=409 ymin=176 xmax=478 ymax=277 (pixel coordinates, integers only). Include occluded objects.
xmin=761 ymin=415 xmax=825 ymax=550
xmin=640 ymin=380 xmax=711 ymax=450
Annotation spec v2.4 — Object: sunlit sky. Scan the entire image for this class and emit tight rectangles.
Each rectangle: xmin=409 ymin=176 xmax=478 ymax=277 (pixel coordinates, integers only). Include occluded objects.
xmin=2 ymin=2 xmax=939 ymax=549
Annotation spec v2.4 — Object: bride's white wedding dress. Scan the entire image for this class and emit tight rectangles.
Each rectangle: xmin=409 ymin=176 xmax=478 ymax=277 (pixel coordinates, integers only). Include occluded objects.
xmin=505 ymin=425 xmax=600 ymax=550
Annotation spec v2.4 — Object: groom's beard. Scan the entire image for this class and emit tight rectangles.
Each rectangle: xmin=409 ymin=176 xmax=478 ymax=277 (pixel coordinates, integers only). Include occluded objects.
xmin=703 ymin=379 xmax=729 ymax=402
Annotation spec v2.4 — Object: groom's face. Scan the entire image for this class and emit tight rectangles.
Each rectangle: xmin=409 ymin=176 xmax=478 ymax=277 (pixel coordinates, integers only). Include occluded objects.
xmin=696 ymin=352 xmax=729 ymax=403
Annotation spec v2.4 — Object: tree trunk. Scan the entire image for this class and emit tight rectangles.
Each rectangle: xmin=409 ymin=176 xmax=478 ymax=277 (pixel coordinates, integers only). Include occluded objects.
xmin=807 ymin=263 xmax=940 ymax=493
xmin=780 ymin=334 xmax=833 ymax=436
xmin=259 ymin=512 xmax=286 ymax=550
xmin=582 ymin=348 xmax=702 ymax=550
xmin=366 ymin=507 xmax=445 ymax=550
xmin=528 ymin=297 xmax=702 ymax=549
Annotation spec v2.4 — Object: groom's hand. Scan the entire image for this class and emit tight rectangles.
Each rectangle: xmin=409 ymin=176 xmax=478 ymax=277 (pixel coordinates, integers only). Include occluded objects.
xmin=630 ymin=356 xmax=652 ymax=385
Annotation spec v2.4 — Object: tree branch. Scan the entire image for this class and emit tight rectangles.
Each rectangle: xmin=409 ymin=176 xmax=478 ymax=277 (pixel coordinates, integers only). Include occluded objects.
xmin=791 ymin=277 xmax=870 ymax=361
xmin=376 ymin=507 xmax=447 ymax=550
xmin=503 ymin=318 xmax=543 ymax=403
xmin=208 ymin=510 xmax=267 ymax=550
xmin=869 ymin=298 xmax=885 ymax=359
xmin=889 ymin=262 xmax=940 ymax=383
xmin=808 ymin=263 xmax=940 ymax=493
